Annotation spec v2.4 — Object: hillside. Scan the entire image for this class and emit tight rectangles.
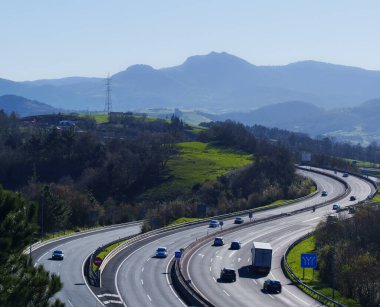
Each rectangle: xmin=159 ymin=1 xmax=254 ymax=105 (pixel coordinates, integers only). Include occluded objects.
xmin=0 ymin=95 xmax=61 ymax=116
xmin=1 ymin=52 xmax=380 ymax=112
xmin=206 ymin=100 xmax=380 ymax=144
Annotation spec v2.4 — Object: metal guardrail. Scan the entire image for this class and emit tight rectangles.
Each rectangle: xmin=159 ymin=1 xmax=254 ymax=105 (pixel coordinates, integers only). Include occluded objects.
xmin=283 ymin=233 xmax=345 ymax=307
xmin=96 ymin=167 xmax=327 ymax=286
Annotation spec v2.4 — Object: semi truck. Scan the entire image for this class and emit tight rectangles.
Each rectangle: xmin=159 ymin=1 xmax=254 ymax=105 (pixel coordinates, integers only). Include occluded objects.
xmin=251 ymin=242 xmax=272 ymax=274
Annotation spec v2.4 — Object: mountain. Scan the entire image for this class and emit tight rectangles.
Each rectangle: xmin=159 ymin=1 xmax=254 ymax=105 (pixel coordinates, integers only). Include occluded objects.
xmin=1 ymin=52 xmax=380 ymax=111
xmin=206 ymin=99 xmax=380 ymax=144
xmin=0 ymin=95 xmax=61 ymax=116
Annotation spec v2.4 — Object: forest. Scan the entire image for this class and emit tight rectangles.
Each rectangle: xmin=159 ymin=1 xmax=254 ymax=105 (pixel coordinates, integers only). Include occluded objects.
xmin=315 ymin=206 xmax=380 ymax=306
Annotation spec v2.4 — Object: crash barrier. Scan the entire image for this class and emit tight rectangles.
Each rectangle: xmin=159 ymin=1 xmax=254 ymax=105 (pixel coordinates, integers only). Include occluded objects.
xmin=87 ymin=233 xmax=137 ymax=287
xmin=96 ymin=167 xmax=333 ymax=287
xmin=94 ymin=166 xmax=353 ymax=288
xmin=283 ymin=193 xmax=376 ymax=307
xmin=171 ymin=184 xmax=351 ymax=307
xmin=283 ymin=233 xmax=345 ymax=307
xmin=23 ymin=220 xmax=142 ymax=256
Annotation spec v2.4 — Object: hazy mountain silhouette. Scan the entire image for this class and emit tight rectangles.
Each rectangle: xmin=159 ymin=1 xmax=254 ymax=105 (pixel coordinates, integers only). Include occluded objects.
xmin=0 ymin=95 xmax=61 ymax=116
xmin=1 ymin=52 xmax=380 ymax=111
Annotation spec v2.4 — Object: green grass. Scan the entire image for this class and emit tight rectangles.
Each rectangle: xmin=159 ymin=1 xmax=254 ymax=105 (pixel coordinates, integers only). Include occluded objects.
xmin=371 ymin=188 xmax=380 ymax=202
xmin=140 ymin=142 xmax=253 ymax=200
xmin=44 ymin=226 xmax=100 ymax=240
xmin=168 ymin=217 xmax=202 ymax=226
xmin=78 ymin=113 xmax=109 ymax=123
xmin=92 ymin=240 xmax=127 ymax=271
xmin=286 ymin=236 xmax=360 ymax=306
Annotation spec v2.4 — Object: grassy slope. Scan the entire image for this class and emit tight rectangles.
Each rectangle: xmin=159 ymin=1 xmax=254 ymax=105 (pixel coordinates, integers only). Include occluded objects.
xmin=287 ymin=236 xmax=360 ymax=306
xmin=141 ymin=141 xmax=253 ymax=199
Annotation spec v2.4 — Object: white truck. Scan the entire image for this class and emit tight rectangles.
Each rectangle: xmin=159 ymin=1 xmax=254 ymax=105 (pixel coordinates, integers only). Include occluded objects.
xmin=251 ymin=242 xmax=272 ymax=274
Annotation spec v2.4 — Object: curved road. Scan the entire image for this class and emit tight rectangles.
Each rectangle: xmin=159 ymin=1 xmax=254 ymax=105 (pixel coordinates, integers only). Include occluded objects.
xmin=100 ymin=169 xmax=372 ymax=307
xmin=186 ymin=170 xmax=373 ymax=306
xmin=32 ymin=223 xmax=142 ymax=306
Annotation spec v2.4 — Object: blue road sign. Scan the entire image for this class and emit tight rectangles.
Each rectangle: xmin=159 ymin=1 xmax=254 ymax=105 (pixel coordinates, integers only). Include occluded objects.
xmin=219 ymin=221 xmax=224 ymax=226
xmin=175 ymin=251 xmax=182 ymax=259
xmin=301 ymin=253 xmax=317 ymax=268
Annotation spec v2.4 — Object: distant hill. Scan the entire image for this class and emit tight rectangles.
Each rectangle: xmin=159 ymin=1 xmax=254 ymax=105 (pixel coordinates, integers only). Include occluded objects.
xmin=1 ymin=52 xmax=380 ymax=112
xmin=206 ymin=99 xmax=380 ymax=144
xmin=0 ymin=95 xmax=61 ymax=116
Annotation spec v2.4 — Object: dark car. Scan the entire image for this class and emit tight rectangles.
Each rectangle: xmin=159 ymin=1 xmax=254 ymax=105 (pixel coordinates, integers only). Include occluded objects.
xmin=213 ymin=237 xmax=224 ymax=246
xmin=220 ymin=268 xmax=236 ymax=282
xmin=350 ymin=195 xmax=356 ymax=201
xmin=52 ymin=250 xmax=64 ymax=260
xmin=263 ymin=279 xmax=281 ymax=293
xmin=234 ymin=217 xmax=244 ymax=224
xmin=342 ymin=173 xmax=349 ymax=177
xmin=230 ymin=240 xmax=241 ymax=250
xmin=321 ymin=191 xmax=327 ymax=197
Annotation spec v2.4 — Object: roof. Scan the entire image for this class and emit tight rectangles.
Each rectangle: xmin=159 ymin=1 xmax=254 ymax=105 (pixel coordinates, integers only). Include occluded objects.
xmin=252 ymin=242 xmax=272 ymax=249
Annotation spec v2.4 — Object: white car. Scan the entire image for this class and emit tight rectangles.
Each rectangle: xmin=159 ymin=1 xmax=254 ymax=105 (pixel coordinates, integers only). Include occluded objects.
xmin=209 ymin=220 xmax=219 ymax=228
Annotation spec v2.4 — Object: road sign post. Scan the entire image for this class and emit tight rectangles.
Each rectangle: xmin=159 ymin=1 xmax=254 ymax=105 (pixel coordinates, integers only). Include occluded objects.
xmin=300 ymin=253 xmax=317 ymax=280
xmin=219 ymin=221 xmax=224 ymax=230
xmin=248 ymin=211 xmax=253 ymax=222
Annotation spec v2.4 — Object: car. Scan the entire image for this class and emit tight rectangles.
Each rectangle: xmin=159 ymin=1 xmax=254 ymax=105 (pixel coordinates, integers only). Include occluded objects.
xmin=220 ymin=267 xmax=236 ymax=282
xmin=342 ymin=173 xmax=349 ymax=177
xmin=209 ymin=220 xmax=219 ymax=228
xmin=213 ymin=237 xmax=224 ymax=246
xmin=155 ymin=247 xmax=168 ymax=258
xmin=52 ymin=250 xmax=64 ymax=260
xmin=234 ymin=217 xmax=244 ymax=224
xmin=230 ymin=240 xmax=241 ymax=250
xmin=321 ymin=191 xmax=327 ymax=196
xmin=350 ymin=195 xmax=356 ymax=201
xmin=332 ymin=204 xmax=340 ymax=211
xmin=263 ymin=279 xmax=282 ymax=293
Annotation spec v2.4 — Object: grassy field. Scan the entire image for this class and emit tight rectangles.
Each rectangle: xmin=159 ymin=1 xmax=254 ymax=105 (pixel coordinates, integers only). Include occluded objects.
xmin=287 ymin=236 xmax=360 ymax=306
xmin=167 ymin=142 xmax=252 ymax=187
xmin=78 ymin=113 xmax=109 ymax=123
xmin=141 ymin=142 xmax=253 ymax=199
xmin=168 ymin=217 xmax=202 ymax=226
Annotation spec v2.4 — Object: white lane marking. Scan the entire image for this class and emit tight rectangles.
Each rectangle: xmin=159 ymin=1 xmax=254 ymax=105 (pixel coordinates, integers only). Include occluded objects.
xmin=141 ymin=267 xmax=144 ymax=272
xmin=302 ymin=217 xmax=320 ymax=223
xmin=97 ymin=294 xmax=120 ymax=298
xmin=283 ymin=286 xmax=310 ymax=305
xmin=147 ymin=294 xmax=152 ymax=302
xmin=210 ymin=258 xmax=213 ymax=263
xmin=103 ymin=300 xmax=123 ymax=305
xmin=67 ymin=299 xmax=74 ymax=306
xmin=247 ymin=257 xmax=250 ymax=263
xmin=213 ymin=277 xmax=216 ymax=282
xmin=209 ymin=266 xmax=212 ymax=271
xmin=146 ymin=257 xmax=151 ymax=262
xmin=198 ymin=253 xmax=205 ymax=258
xmin=238 ymin=257 xmax=241 ymax=263
xmin=216 ymin=255 xmax=223 ymax=259
xmin=228 ymin=251 xmax=235 ymax=258
xmin=165 ymin=255 xmax=186 ymax=306
xmin=141 ymin=279 xmax=144 ymax=286
xmin=252 ymin=279 xmax=257 ymax=285
xmin=36 ymin=250 xmax=49 ymax=263
xmin=223 ymin=290 xmax=230 ymax=297
xmin=268 ymin=294 xmax=275 ymax=299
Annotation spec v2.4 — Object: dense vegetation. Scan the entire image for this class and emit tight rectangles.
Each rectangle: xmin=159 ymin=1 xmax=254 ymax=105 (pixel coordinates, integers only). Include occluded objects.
xmin=249 ymin=124 xmax=380 ymax=164
xmin=142 ymin=121 xmax=313 ymax=230
xmin=0 ymin=186 xmax=62 ymax=306
xmin=315 ymin=207 xmax=380 ymax=306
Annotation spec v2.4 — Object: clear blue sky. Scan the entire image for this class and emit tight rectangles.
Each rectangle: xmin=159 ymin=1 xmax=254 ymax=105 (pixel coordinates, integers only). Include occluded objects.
xmin=1 ymin=0 xmax=379 ymax=81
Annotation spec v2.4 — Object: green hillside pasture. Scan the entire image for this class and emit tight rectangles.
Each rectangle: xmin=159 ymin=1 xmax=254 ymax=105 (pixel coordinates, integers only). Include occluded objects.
xmin=287 ymin=236 xmax=360 ymax=306
xmin=168 ymin=142 xmax=253 ymax=188
xmin=142 ymin=142 xmax=252 ymax=199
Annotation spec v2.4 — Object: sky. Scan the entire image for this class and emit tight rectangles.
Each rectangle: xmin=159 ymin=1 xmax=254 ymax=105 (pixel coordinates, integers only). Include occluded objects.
xmin=1 ymin=0 xmax=380 ymax=81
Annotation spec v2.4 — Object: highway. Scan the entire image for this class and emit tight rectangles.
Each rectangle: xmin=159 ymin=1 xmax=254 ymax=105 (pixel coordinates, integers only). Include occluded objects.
xmin=185 ymin=170 xmax=373 ymax=306
xmin=99 ymin=169 xmax=373 ymax=307
xmin=31 ymin=223 xmax=142 ymax=306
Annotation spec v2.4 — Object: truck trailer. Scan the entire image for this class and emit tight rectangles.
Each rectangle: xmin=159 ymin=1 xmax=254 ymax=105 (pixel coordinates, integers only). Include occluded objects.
xmin=251 ymin=242 xmax=272 ymax=274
